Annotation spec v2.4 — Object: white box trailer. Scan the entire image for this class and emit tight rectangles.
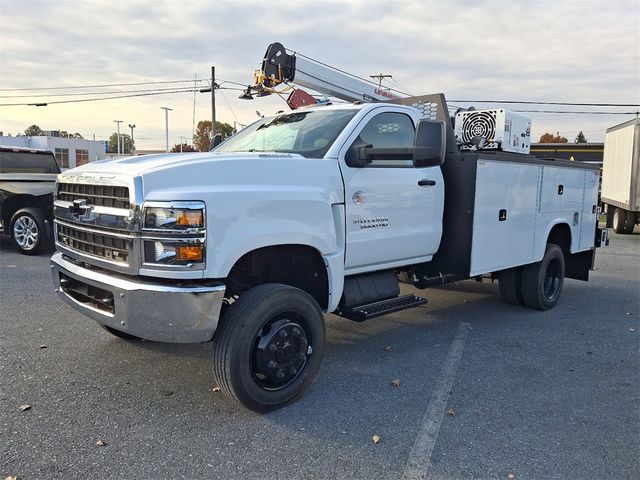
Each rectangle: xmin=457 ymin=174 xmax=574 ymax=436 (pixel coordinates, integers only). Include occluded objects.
xmin=602 ymin=118 xmax=640 ymax=234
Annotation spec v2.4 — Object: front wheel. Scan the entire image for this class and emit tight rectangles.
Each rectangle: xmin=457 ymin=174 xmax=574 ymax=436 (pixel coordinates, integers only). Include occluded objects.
xmin=9 ymin=208 xmax=49 ymax=255
xmin=211 ymin=284 xmax=325 ymax=412
xmin=521 ymin=244 xmax=565 ymax=310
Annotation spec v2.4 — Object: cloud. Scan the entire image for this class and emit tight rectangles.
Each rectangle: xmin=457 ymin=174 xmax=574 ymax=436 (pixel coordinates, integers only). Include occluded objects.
xmin=0 ymin=0 xmax=637 ymax=146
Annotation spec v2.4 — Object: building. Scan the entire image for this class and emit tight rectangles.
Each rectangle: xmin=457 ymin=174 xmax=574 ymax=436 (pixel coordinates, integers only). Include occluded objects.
xmin=530 ymin=143 xmax=604 ymax=164
xmin=0 ymin=135 xmax=107 ymax=170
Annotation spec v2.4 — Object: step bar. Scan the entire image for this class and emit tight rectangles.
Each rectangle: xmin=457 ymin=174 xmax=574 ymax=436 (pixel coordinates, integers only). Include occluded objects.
xmin=336 ymin=294 xmax=428 ymax=322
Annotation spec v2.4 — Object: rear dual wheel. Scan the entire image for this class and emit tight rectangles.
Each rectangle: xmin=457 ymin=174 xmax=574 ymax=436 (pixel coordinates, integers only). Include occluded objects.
xmin=211 ymin=284 xmax=325 ymax=412
xmin=521 ymin=244 xmax=565 ymax=310
xmin=612 ymin=207 xmax=636 ymax=234
xmin=499 ymin=243 xmax=565 ymax=310
xmin=498 ymin=267 xmax=524 ymax=306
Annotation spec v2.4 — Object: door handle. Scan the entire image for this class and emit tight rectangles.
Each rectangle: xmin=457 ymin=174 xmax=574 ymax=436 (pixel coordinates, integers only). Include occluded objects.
xmin=418 ymin=179 xmax=436 ymax=187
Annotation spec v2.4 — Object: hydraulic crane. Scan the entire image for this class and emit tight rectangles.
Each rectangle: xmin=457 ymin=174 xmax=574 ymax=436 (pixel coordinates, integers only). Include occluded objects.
xmin=243 ymin=42 xmax=407 ymax=108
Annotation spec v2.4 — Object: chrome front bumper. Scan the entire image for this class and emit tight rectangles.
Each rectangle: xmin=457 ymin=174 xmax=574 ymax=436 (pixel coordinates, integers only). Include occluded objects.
xmin=51 ymin=252 xmax=226 ymax=343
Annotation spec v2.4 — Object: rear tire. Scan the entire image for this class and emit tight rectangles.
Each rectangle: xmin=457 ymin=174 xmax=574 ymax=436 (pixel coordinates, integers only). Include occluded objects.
xmin=612 ymin=207 xmax=627 ymax=234
xmin=498 ymin=267 xmax=524 ymax=306
xmin=521 ymin=244 xmax=565 ymax=310
xmin=612 ymin=207 xmax=634 ymax=234
xmin=211 ymin=284 xmax=325 ymax=412
xmin=9 ymin=208 xmax=49 ymax=255
xmin=623 ymin=212 xmax=636 ymax=234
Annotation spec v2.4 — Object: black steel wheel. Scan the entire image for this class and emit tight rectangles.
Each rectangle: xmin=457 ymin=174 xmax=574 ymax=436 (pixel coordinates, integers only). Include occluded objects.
xmin=212 ymin=283 xmax=325 ymax=412
xmin=9 ymin=208 xmax=49 ymax=255
xmin=521 ymin=244 xmax=565 ymax=310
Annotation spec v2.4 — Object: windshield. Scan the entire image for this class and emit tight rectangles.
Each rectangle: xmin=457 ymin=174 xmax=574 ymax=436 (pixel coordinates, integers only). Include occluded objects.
xmin=0 ymin=150 xmax=61 ymax=174
xmin=214 ymin=109 xmax=358 ymax=158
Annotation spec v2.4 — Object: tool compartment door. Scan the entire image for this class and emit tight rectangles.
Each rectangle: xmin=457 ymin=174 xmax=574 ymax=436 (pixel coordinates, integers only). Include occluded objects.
xmin=470 ymin=160 xmax=539 ymax=276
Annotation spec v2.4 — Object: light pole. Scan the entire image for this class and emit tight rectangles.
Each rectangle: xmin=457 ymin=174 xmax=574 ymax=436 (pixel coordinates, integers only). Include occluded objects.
xmin=160 ymin=107 xmax=172 ymax=153
xmin=113 ymin=120 xmax=123 ymax=156
xmin=128 ymin=124 xmax=136 ymax=154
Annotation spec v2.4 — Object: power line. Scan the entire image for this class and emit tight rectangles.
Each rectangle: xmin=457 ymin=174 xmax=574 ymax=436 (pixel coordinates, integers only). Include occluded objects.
xmin=0 ymin=85 xmax=215 ymax=99
xmin=513 ymin=110 xmax=637 ymax=115
xmin=0 ymin=86 xmax=244 ymax=107
xmin=0 ymin=79 xmax=205 ymax=92
xmin=449 ymin=99 xmax=639 ymax=107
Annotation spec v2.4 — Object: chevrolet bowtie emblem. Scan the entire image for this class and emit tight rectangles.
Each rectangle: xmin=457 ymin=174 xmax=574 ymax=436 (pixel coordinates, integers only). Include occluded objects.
xmin=69 ymin=199 xmax=92 ymax=216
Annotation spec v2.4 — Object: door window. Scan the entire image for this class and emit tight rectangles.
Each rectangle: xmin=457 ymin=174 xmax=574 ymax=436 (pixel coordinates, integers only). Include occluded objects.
xmin=356 ymin=112 xmax=415 ymax=167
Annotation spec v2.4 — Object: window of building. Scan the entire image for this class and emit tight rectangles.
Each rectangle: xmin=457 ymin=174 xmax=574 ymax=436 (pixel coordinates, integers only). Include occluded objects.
xmin=76 ymin=149 xmax=89 ymax=166
xmin=54 ymin=148 xmax=69 ymax=168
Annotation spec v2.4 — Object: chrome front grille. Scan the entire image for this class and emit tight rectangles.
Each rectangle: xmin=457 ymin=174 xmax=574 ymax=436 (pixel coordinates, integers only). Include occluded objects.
xmin=56 ymin=182 xmax=130 ymax=209
xmin=57 ymin=223 xmax=131 ymax=264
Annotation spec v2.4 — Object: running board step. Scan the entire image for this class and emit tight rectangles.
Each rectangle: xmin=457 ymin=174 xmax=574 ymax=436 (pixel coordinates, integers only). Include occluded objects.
xmin=337 ymin=294 xmax=428 ymax=322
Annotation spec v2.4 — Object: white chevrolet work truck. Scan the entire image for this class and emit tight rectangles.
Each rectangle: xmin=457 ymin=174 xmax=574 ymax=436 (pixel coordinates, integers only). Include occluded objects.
xmin=51 ymin=95 xmax=606 ymax=411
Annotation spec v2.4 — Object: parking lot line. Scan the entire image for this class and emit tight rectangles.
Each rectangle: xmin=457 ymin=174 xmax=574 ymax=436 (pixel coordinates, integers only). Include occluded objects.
xmin=402 ymin=321 xmax=471 ymax=480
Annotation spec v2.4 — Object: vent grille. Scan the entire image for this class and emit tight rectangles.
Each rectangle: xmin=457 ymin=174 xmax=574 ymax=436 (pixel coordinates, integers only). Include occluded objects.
xmin=56 ymin=183 xmax=130 ymax=209
xmin=460 ymin=110 xmax=497 ymax=143
xmin=57 ymin=224 xmax=129 ymax=263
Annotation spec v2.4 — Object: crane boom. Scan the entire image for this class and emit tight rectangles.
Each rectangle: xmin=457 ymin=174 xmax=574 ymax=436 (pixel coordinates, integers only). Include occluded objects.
xmin=250 ymin=42 xmax=406 ymax=103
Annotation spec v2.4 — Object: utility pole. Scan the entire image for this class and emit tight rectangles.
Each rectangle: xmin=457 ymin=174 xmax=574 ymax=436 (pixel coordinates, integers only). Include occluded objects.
xmin=160 ymin=107 xmax=172 ymax=153
xmin=211 ymin=66 xmax=217 ymax=143
xmin=370 ymin=73 xmax=392 ymax=88
xmin=179 ymin=136 xmax=184 ymax=152
xmin=113 ymin=120 xmax=123 ymax=156
xmin=128 ymin=124 xmax=136 ymax=154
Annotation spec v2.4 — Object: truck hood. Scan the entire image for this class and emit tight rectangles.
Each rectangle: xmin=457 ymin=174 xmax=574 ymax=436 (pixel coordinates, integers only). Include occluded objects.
xmin=57 ymin=151 xmax=344 ymax=206
xmin=61 ymin=151 xmax=285 ymax=177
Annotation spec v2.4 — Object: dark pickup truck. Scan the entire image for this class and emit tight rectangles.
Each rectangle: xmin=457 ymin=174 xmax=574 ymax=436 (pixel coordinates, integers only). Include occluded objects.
xmin=0 ymin=146 xmax=60 ymax=254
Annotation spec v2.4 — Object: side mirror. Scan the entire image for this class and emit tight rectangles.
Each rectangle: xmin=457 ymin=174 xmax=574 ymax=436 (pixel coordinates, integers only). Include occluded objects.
xmin=413 ymin=119 xmax=446 ymax=167
xmin=345 ymin=138 xmax=373 ymax=167
xmin=210 ymin=133 xmax=223 ymax=150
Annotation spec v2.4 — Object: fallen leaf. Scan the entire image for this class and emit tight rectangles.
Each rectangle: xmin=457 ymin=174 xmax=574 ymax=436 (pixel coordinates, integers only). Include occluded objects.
xmin=446 ymin=407 xmax=456 ymax=417
xmin=17 ymin=404 xmax=31 ymax=411
xmin=625 ymin=312 xmax=633 ymax=315
xmin=384 ymin=346 xmax=392 ymax=352
xmin=39 ymin=345 xmax=47 ymax=349
xmin=211 ymin=386 xmax=221 ymax=392
xmin=162 ymin=390 xmax=173 ymax=396
xmin=507 ymin=474 xmax=516 ymax=479
xmin=390 ymin=379 xmax=401 ymax=387
xmin=372 ymin=435 xmax=381 ymax=444
xmin=95 ymin=439 xmax=106 ymax=446
xmin=629 ymin=328 xmax=636 ymax=332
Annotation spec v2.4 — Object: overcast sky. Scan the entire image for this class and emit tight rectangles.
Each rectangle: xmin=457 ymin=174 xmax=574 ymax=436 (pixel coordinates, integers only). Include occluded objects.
xmin=1 ymin=0 xmax=638 ymax=149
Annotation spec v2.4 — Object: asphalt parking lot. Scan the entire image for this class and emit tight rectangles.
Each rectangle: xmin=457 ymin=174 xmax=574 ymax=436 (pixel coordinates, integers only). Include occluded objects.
xmin=1 ymin=232 xmax=638 ymax=480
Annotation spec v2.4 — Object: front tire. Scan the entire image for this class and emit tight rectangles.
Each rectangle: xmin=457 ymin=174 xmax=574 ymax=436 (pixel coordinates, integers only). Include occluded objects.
xmin=9 ymin=208 xmax=49 ymax=255
xmin=521 ymin=244 xmax=565 ymax=310
xmin=212 ymin=284 xmax=325 ymax=412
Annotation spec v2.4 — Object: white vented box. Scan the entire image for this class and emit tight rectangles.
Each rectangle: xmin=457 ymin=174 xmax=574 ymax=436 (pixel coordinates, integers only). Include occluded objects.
xmin=454 ymin=109 xmax=532 ymax=154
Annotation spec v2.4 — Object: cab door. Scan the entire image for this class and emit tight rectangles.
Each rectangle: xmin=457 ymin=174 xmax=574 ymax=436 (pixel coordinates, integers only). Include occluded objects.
xmin=338 ymin=109 xmax=444 ymax=273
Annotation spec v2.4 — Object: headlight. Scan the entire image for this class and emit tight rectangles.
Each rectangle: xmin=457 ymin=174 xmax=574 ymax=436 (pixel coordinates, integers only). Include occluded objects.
xmin=144 ymin=240 xmax=204 ymax=265
xmin=144 ymin=203 xmax=205 ymax=230
xmin=142 ymin=201 xmax=206 ymax=268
